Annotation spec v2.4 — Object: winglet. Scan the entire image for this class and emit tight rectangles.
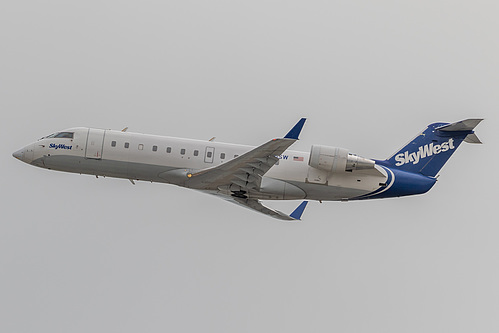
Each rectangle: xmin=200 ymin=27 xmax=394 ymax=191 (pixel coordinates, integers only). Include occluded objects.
xmin=289 ymin=201 xmax=309 ymax=220
xmin=284 ymin=118 xmax=307 ymax=140
xmin=436 ymin=118 xmax=484 ymax=144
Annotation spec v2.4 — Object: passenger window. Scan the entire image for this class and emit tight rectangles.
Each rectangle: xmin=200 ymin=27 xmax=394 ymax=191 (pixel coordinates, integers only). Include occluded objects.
xmin=194 ymin=150 xmax=199 ymax=156
xmin=124 ymin=142 xmax=129 ymax=148
xmin=111 ymin=141 xmax=116 ymax=147
xmin=220 ymin=153 xmax=226 ymax=159
xmin=138 ymin=144 xmax=144 ymax=150
xmin=180 ymin=149 xmax=186 ymax=155
xmin=166 ymin=147 xmax=172 ymax=153
xmin=152 ymin=145 xmax=158 ymax=152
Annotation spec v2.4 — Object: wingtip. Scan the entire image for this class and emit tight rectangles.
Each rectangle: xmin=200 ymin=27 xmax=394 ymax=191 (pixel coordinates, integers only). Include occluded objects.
xmin=289 ymin=201 xmax=309 ymax=220
xmin=284 ymin=118 xmax=307 ymax=140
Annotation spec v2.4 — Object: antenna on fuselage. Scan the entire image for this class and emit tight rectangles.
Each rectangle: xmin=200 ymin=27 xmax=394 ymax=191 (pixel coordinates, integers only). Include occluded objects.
xmin=208 ymin=137 xmax=216 ymax=142
xmin=121 ymin=127 xmax=128 ymax=132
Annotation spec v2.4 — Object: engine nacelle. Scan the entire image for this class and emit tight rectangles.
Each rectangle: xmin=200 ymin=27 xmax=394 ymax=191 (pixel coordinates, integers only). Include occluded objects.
xmin=309 ymin=145 xmax=375 ymax=173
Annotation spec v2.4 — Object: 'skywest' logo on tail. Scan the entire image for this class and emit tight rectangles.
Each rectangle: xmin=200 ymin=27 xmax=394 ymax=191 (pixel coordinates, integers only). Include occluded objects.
xmin=395 ymin=138 xmax=455 ymax=166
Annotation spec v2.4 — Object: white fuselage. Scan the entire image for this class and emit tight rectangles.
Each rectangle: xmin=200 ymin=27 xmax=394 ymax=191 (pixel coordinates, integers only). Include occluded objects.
xmin=15 ymin=127 xmax=388 ymax=201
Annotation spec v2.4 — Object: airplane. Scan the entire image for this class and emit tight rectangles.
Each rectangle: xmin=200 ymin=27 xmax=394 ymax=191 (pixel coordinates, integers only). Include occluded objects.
xmin=13 ymin=118 xmax=482 ymax=221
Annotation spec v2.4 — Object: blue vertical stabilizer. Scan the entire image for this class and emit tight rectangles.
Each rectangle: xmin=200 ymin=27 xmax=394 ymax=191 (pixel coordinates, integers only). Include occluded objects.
xmin=379 ymin=119 xmax=482 ymax=177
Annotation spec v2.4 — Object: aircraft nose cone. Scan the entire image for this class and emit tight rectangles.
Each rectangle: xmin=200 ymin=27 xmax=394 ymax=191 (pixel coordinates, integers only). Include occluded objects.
xmin=12 ymin=149 xmax=24 ymax=160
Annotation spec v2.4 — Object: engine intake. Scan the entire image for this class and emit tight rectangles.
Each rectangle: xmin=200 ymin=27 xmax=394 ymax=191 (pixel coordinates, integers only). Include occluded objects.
xmin=309 ymin=145 xmax=375 ymax=173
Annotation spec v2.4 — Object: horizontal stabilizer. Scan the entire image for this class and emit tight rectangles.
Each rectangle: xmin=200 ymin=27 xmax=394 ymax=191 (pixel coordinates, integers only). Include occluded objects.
xmin=464 ymin=133 xmax=482 ymax=144
xmin=436 ymin=118 xmax=483 ymax=132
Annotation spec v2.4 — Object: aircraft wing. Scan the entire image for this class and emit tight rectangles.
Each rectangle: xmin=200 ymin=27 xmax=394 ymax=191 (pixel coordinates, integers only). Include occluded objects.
xmin=221 ymin=195 xmax=308 ymax=221
xmin=186 ymin=118 xmax=306 ymax=191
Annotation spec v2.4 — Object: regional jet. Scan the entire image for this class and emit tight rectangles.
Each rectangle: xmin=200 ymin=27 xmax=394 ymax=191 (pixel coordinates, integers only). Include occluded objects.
xmin=13 ymin=118 xmax=482 ymax=220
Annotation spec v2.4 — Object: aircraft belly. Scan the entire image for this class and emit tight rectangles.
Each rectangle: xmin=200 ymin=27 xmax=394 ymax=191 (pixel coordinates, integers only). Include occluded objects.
xmin=39 ymin=155 xmax=176 ymax=183
xmin=260 ymin=177 xmax=306 ymax=199
xmin=287 ymin=180 xmax=372 ymax=201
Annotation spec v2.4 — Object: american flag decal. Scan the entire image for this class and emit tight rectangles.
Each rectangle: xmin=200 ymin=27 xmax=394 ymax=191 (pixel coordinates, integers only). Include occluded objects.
xmin=293 ymin=156 xmax=304 ymax=161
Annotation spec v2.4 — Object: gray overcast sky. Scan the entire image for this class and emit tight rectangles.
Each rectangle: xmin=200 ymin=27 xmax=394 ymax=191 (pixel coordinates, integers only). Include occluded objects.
xmin=1 ymin=1 xmax=497 ymax=332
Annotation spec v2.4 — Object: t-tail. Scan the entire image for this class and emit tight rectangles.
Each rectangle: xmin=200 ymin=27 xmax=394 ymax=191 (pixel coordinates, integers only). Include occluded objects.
xmin=380 ymin=119 xmax=483 ymax=177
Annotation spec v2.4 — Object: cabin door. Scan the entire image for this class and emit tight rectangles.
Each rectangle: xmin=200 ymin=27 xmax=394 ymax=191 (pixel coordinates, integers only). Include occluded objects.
xmin=204 ymin=146 xmax=215 ymax=163
xmin=85 ymin=128 xmax=106 ymax=159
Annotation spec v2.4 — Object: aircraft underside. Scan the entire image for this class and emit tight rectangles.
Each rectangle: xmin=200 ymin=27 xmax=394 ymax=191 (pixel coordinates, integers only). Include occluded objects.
xmin=35 ymin=154 xmax=381 ymax=202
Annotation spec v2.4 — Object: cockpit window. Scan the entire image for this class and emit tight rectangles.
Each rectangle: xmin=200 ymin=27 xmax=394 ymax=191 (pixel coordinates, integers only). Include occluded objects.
xmin=54 ymin=132 xmax=74 ymax=139
xmin=41 ymin=132 xmax=74 ymax=139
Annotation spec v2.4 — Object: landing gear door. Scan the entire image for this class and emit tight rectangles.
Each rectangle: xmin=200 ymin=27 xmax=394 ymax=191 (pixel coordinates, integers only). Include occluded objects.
xmin=85 ymin=128 xmax=106 ymax=159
